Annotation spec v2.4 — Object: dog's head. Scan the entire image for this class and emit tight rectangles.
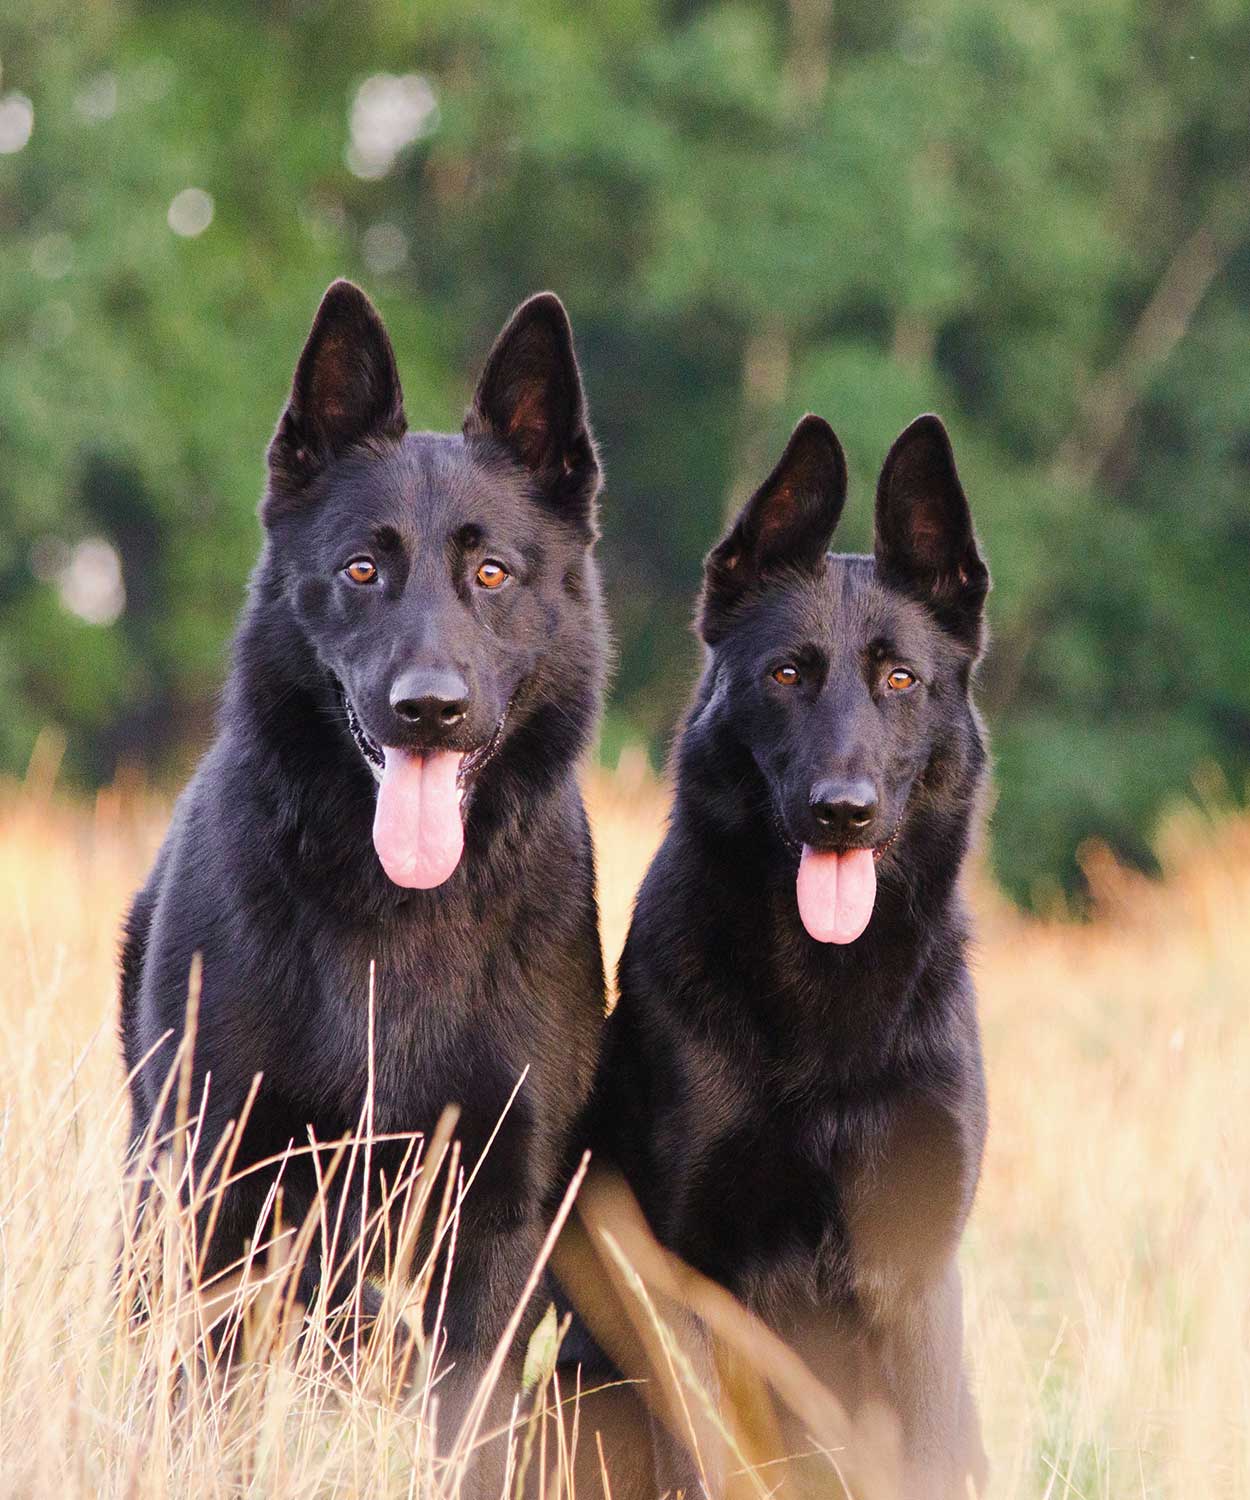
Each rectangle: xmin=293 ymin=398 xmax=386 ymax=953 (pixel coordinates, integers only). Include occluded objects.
xmin=263 ymin=281 xmax=603 ymax=890
xmin=695 ymin=413 xmax=989 ymax=944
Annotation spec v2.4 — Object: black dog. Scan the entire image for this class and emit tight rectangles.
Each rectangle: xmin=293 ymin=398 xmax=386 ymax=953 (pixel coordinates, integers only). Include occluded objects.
xmin=120 ymin=282 xmax=608 ymax=1396
xmin=588 ymin=414 xmax=990 ymax=1497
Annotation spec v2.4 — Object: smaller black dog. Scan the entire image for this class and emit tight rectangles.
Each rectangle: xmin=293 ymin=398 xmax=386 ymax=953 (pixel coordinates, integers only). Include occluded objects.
xmin=588 ymin=413 xmax=990 ymax=1497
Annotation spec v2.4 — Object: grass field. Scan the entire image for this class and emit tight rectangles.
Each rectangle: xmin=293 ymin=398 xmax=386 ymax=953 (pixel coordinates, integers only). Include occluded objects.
xmin=0 ymin=745 xmax=1245 ymax=1497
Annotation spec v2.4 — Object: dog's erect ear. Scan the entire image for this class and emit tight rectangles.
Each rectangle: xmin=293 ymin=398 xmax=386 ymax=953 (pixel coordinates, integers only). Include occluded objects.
xmin=699 ymin=415 xmax=846 ymax=644
xmin=463 ymin=293 xmax=599 ymax=531
xmin=265 ymin=281 xmax=406 ymax=512
xmin=874 ymin=414 xmax=989 ymax=649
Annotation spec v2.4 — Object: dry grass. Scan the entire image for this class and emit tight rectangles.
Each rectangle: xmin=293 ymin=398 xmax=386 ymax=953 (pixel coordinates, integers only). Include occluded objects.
xmin=0 ymin=742 xmax=1246 ymax=1497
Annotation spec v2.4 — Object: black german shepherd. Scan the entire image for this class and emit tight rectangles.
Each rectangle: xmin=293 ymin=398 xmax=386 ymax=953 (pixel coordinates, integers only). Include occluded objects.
xmin=120 ymin=282 xmax=608 ymax=1389
xmin=587 ymin=414 xmax=990 ymax=1497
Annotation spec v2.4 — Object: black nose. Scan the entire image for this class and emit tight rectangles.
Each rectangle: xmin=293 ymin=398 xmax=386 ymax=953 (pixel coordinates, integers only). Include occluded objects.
xmin=810 ymin=779 xmax=879 ymax=836
xmin=389 ymin=667 xmax=469 ymax=728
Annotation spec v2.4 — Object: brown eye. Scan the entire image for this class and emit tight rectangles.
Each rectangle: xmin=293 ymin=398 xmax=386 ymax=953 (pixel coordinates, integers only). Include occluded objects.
xmin=886 ymin=667 xmax=916 ymax=691
xmin=772 ymin=665 xmax=800 ymax=686
xmin=476 ymin=560 xmax=509 ymax=590
xmin=345 ymin=558 xmax=377 ymax=585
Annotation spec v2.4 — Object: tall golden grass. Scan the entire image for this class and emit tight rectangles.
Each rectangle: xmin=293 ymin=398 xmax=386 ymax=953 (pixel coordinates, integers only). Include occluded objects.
xmin=0 ymin=743 xmax=1245 ymax=1497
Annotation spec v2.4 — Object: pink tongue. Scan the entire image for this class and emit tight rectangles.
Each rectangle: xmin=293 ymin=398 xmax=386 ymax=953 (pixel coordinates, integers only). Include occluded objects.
xmin=372 ymin=748 xmax=465 ymax=889
xmin=796 ymin=846 xmax=877 ymax=944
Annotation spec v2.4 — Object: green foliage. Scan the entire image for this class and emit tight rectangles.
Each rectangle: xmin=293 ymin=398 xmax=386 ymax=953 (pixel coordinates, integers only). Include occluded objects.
xmin=1 ymin=0 xmax=1247 ymax=901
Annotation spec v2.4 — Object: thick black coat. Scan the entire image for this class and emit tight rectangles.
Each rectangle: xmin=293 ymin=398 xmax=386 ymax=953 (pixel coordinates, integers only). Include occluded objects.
xmin=588 ymin=415 xmax=990 ymax=1498
xmin=120 ymin=282 xmax=608 ymax=1365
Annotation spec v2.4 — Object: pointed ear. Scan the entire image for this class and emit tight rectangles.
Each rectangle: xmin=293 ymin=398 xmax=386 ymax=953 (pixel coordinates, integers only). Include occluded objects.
xmin=463 ymin=292 xmax=600 ymax=531
xmin=699 ymin=415 xmax=847 ymax=644
xmin=874 ymin=415 xmax=989 ymax=649
xmin=265 ymin=281 xmax=406 ymax=513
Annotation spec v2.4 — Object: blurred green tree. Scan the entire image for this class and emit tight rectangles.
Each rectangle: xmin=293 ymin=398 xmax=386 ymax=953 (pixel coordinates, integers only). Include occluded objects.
xmin=1 ymin=0 xmax=1248 ymax=901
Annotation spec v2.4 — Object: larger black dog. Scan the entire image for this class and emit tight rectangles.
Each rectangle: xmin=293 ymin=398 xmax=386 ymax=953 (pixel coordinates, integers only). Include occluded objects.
xmin=120 ymin=282 xmax=608 ymax=1387
xmin=589 ymin=414 xmax=990 ymax=1497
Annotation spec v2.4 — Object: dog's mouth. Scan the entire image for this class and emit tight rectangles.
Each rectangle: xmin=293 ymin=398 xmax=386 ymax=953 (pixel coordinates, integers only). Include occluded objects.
xmin=339 ymin=684 xmax=511 ymax=891
xmin=344 ymin=693 xmax=385 ymax=775
xmin=796 ymin=834 xmax=900 ymax=946
xmin=773 ymin=810 xmax=902 ymax=947
xmin=343 ymin=692 xmax=506 ymax=789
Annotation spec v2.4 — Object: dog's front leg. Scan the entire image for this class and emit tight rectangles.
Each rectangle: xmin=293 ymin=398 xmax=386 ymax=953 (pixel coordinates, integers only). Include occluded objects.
xmin=645 ymin=1304 xmax=726 ymax=1500
xmin=423 ymin=1207 xmax=551 ymax=1496
xmin=863 ymin=1263 xmax=986 ymax=1500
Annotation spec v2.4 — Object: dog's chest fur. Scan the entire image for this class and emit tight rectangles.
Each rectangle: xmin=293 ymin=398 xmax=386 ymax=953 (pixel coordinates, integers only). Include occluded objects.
xmin=645 ymin=1016 xmax=974 ymax=1321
